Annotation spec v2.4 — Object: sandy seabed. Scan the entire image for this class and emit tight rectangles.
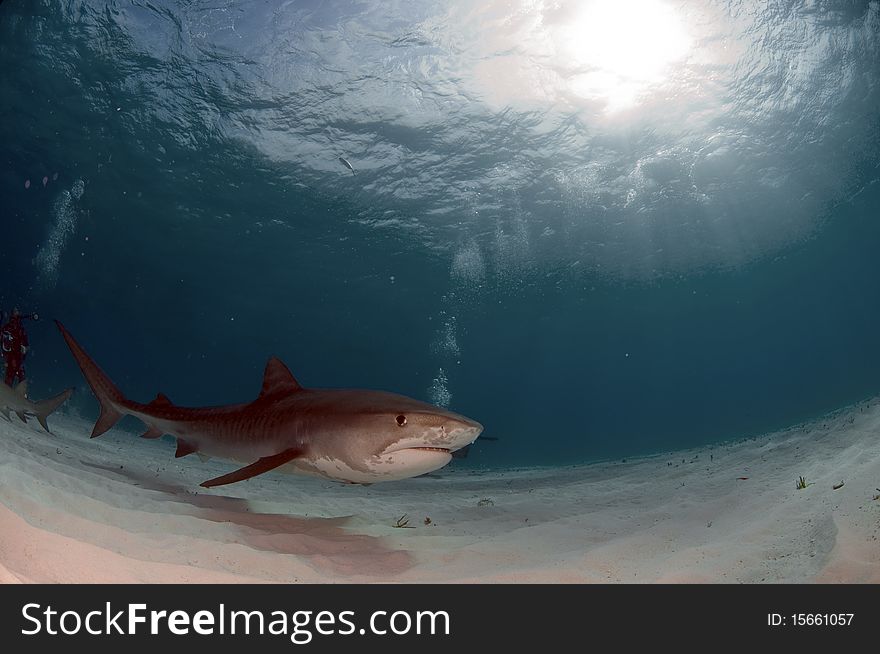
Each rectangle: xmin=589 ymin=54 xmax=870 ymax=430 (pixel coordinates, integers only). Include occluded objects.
xmin=1 ymin=400 xmax=878 ymax=584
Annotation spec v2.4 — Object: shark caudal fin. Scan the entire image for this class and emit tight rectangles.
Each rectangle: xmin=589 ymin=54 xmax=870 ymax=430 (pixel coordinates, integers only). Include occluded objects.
xmin=55 ymin=321 xmax=125 ymax=437
xmin=33 ymin=387 xmax=75 ymax=434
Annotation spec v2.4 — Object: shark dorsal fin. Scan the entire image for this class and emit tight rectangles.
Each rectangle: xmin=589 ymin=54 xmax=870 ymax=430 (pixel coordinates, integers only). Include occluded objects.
xmin=148 ymin=393 xmax=173 ymax=407
xmin=14 ymin=381 xmax=28 ymax=398
xmin=258 ymin=357 xmax=302 ymax=399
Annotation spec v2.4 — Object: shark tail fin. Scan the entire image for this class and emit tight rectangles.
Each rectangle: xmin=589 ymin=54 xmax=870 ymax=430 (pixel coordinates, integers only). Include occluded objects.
xmin=33 ymin=388 xmax=74 ymax=434
xmin=55 ymin=321 xmax=126 ymax=437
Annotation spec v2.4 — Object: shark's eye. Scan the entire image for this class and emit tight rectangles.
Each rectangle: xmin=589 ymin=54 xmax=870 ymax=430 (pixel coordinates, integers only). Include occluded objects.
xmin=396 ymin=415 xmax=407 ymax=427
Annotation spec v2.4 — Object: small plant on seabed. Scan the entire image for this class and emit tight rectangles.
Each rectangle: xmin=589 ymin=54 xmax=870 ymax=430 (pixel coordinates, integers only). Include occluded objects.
xmin=796 ymin=475 xmax=812 ymax=490
xmin=393 ymin=514 xmax=414 ymax=528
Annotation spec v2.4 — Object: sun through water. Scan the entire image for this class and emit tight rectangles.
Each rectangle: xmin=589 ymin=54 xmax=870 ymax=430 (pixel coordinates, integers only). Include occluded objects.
xmin=559 ymin=0 xmax=692 ymax=110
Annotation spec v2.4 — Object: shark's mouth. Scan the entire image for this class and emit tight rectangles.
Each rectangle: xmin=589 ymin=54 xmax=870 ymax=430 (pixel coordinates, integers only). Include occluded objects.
xmin=407 ymin=446 xmax=451 ymax=453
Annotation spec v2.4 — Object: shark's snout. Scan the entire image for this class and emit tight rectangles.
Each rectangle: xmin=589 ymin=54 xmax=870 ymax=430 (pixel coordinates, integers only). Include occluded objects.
xmin=449 ymin=416 xmax=483 ymax=450
xmin=384 ymin=414 xmax=483 ymax=456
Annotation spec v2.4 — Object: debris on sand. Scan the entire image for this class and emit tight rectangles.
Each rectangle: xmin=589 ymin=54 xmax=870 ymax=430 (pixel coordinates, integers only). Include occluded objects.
xmin=393 ymin=514 xmax=414 ymax=528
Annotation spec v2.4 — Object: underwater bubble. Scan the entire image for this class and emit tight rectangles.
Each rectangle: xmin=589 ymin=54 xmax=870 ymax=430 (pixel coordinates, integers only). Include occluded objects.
xmin=431 ymin=315 xmax=460 ymax=359
xmin=24 ymin=179 xmax=30 ymax=189
xmin=52 ymin=172 xmax=58 ymax=181
xmin=34 ymin=179 xmax=84 ymax=291
xmin=70 ymin=179 xmax=85 ymax=200
xmin=451 ymin=240 xmax=486 ymax=286
xmin=42 ymin=176 xmax=48 ymax=187
xmin=493 ymin=214 xmax=531 ymax=284
xmin=428 ymin=368 xmax=452 ymax=408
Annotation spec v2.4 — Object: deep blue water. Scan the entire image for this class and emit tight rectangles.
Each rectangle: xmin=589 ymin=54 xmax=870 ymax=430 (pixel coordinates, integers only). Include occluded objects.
xmin=2 ymin=0 xmax=879 ymax=467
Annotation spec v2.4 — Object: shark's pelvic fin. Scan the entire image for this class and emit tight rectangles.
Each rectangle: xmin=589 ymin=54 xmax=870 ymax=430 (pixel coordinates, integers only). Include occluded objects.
xmin=200 ymin=447 xmax=304 ymax=488
xmin=175 ymin=438 xmax=197 ymax=458
xmin=257 ymin=357 xmax=302 ymax=400
xmin=140 ymin=425 xmax=163 ymax=439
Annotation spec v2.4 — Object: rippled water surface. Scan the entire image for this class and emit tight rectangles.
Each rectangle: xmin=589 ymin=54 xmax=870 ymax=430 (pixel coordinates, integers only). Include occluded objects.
xmin=2 ymin=0 xmax=879 ymax=466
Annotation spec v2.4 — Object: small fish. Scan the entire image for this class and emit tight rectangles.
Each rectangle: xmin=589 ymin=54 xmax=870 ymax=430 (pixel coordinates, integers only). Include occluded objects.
xmin=338 ymin=156 xmax=356 ymax=175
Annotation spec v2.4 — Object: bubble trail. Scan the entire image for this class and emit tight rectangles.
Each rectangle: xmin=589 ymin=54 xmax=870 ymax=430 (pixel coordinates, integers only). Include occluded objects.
xmin=34 ymin=179 xmax=84 ymax=291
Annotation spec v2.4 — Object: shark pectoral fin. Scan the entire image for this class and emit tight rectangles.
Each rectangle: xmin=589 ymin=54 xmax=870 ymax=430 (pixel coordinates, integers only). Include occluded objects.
xmin=199 ymin=447 xmax=304 ymax=488
xmin=175 ymin=438 xmax=198 ymax=458
xmin=141 ymin=425 xmax=164 ymax=439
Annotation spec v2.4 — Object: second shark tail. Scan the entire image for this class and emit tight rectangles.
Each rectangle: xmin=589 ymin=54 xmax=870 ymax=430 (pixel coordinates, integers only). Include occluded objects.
xmin=34 ymin=387 xmax=75 ymax=434
xmin=55 ymin=320 xmax=126 ymax=437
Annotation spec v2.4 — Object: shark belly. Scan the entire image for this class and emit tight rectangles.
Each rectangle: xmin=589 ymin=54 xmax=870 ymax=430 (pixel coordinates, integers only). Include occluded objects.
xmin=291 ymin=449 xmax=454 ymax=484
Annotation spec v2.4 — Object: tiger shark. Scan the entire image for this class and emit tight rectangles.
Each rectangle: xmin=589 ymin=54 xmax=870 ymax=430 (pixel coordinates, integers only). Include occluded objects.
xmin=56 ymin=321 xmax=483 ymax=487
xmin=0 ymin=380 xmax=73 ymax=433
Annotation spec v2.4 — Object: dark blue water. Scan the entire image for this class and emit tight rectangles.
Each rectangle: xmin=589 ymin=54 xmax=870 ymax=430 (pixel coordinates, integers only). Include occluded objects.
xmin=2 ymin=0 xmax=879 ymax=467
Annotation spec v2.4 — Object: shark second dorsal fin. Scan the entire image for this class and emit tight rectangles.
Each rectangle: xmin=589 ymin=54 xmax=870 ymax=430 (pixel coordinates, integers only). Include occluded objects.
xmin=148 ymin=393 xmax=173 ymax=407
xmin=258 ymin=357 xmax=302 ymax=399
